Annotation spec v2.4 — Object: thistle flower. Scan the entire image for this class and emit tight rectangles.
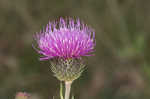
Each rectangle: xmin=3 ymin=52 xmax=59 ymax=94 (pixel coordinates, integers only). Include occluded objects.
xmin=34 ymin=17 xmax=95 ymax=99
xmin=34 ymin=17 xmax=95 ymax=60
xmin=15 ymin=92 xmax=30 ymax=99
xmin=34 ymin=17 xmax=95 ymax=82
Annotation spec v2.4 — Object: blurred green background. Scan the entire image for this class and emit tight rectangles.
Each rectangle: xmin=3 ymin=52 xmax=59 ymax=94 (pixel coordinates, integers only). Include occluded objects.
xmin=0 ymin=0 xmax=149 ymax=99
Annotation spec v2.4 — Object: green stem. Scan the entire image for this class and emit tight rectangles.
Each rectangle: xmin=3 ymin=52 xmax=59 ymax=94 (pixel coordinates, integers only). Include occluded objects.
xmin=65 ymin=81 xmax=72 ymax=99
xmin=60 ymin=82 xmax=64 ymax=99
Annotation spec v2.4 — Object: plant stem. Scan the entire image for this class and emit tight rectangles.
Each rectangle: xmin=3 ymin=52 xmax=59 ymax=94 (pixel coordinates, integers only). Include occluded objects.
xmin=60 ymin=83 xmax=64 ymax=99
xmin=65 ymin=81 xmax=72 ymax=99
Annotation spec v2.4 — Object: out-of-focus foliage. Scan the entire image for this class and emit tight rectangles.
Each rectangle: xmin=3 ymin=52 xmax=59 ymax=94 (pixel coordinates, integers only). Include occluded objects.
xmin=0 ymin=0 xmax=149 ymax=99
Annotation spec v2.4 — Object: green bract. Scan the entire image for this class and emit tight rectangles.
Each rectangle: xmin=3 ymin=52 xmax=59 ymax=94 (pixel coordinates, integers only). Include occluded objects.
xmin=50 ymin=58 xmax=85 ymax=82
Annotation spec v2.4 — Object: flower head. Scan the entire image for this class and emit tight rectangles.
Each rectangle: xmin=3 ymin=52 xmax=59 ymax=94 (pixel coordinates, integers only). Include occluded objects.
xmin=34 ymin=17 xmax=95 ymax=60
xmin=15 ymin=92 xmax=30 ymax=99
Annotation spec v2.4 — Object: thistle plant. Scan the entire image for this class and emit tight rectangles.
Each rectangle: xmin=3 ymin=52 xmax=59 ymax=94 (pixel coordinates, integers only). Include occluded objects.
xmin=34 ymin=17 xmax=95 ymax=99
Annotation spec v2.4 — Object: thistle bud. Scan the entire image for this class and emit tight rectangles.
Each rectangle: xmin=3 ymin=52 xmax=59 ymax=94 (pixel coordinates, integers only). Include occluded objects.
xmin=15 ymin=92 xmax=30 ymax=99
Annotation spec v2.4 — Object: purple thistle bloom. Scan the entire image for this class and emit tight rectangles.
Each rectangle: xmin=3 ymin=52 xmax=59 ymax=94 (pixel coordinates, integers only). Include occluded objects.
xmin=34 ymin=18 xmax=95 ymax=60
